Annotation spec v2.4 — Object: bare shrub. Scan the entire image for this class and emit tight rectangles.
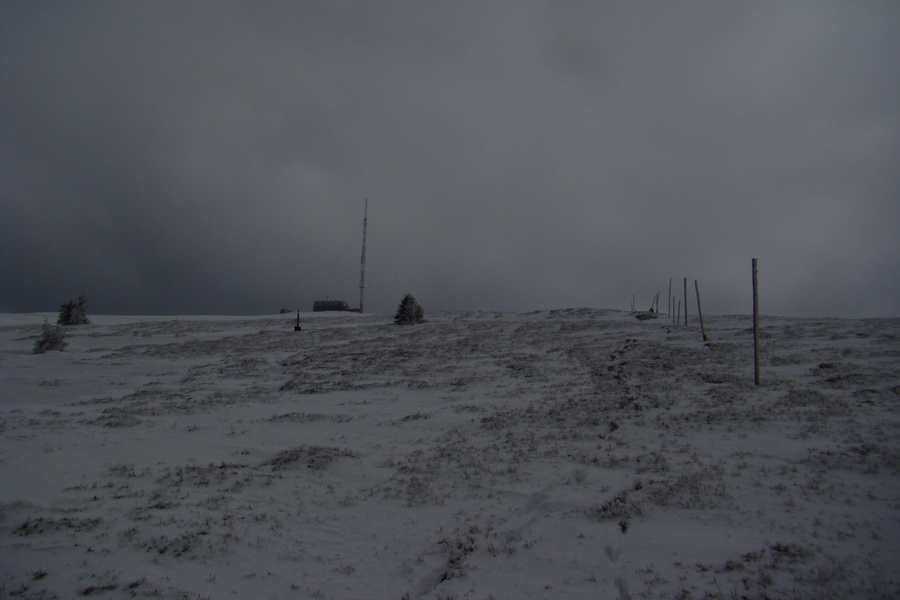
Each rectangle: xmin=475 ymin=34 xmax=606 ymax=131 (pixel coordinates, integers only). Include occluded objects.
xmin=266 ymin=445 xmax=356 ymax=470
xmin=590 ymin=489 xmax=642 ymax=521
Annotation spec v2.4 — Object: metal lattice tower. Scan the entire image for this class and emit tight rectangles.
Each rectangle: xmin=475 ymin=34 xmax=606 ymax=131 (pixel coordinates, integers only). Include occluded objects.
xmin=358 ymin=199 xmax=368 ymax=313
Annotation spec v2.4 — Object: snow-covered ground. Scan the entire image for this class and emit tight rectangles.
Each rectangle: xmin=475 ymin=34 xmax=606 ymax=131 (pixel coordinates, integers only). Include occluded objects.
xmin=1 ymin=309 xmax=898 ymax=599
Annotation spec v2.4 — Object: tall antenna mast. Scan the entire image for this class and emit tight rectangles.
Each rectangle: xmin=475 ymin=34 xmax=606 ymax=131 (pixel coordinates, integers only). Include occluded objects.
xmin=358 ymin=199 xmax=368 ymax=313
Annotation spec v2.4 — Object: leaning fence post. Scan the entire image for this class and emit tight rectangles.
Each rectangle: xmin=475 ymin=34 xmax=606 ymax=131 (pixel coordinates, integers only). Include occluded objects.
xmin=752 ymin=258 xmax=760 ymax=385
xmin=668 ymin=278 xmax=673 ymax=317
xmin=694 ymin=280 xmax=707 ymax=342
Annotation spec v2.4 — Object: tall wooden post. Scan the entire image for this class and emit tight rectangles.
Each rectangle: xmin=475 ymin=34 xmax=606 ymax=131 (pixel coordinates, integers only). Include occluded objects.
xmin=668 ymin=278 xmax=672 ymax=317
xmin=694 ymin=280 xmax=707 ymax=341
xmin=752 ymin=258 xmax=760 ymax=385
xmin=683 ymin=278 xmax=688 ymax=327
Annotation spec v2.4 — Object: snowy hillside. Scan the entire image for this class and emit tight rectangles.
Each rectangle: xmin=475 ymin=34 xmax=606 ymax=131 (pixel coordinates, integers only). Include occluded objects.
xmin=1 ymin=309 xmax=898 ymax=599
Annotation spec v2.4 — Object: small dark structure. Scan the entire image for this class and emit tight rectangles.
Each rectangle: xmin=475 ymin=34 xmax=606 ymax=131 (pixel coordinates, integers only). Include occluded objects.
xmin=313 ymin=300 xmax=357 ymax=312
xmin=294 ymin=310 xmax=302 ymax=331
xmin=313 ymin=200 xmax=369 ymax=314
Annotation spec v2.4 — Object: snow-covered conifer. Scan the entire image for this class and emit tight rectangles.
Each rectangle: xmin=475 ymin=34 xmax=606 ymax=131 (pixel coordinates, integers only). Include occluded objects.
xmin=394 ymin=293 xmax=424 ymax=325
xmin=57 ymin=293 xmax=90 ymax=325
xmin=33 ymin=323 xmax=67 ymax=353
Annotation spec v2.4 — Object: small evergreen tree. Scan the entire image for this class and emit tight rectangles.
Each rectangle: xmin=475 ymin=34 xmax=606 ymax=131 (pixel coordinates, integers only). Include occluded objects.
xmin=57 ymin=300 xmax=74 ymax=325
xmin=75 ymin=292 xmax=89 ymax=323
xmin=33 ymin=323 xmax=67 ymax=353
xmin=57 ymin=293 xmax=90 ymax=325
xmin=394 ymin=293 xmax=424 ymax=325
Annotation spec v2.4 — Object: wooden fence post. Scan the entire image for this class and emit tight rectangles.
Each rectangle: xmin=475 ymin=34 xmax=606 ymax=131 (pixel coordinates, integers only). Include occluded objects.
xmin=683 ymin=278 xmax=688 ymax=327
xmin=668 ymin=278 xmax=673 ymax=316
xmin=694 ymin=280 xmax=707 ymax=342
xmin=752 ymin=258 xmax=760 ymax=385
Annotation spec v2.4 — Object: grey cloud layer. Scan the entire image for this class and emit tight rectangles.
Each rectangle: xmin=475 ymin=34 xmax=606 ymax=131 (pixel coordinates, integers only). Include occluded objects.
xmin=2 ymin=1 xmax=898 ymax=316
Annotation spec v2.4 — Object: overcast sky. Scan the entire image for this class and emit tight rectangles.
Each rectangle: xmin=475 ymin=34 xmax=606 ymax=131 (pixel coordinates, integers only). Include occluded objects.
xmin=2 ymin=1 xmax=898 ymax=318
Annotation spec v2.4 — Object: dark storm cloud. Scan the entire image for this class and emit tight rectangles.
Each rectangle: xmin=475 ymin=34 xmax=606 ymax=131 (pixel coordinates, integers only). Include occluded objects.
xmin=2 ymin=1 xmax=898 ymax=317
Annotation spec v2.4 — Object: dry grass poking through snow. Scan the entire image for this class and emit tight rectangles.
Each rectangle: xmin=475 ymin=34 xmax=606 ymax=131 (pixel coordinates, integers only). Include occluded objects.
xmin=1 ymin=309 xmax=898 ymax=599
